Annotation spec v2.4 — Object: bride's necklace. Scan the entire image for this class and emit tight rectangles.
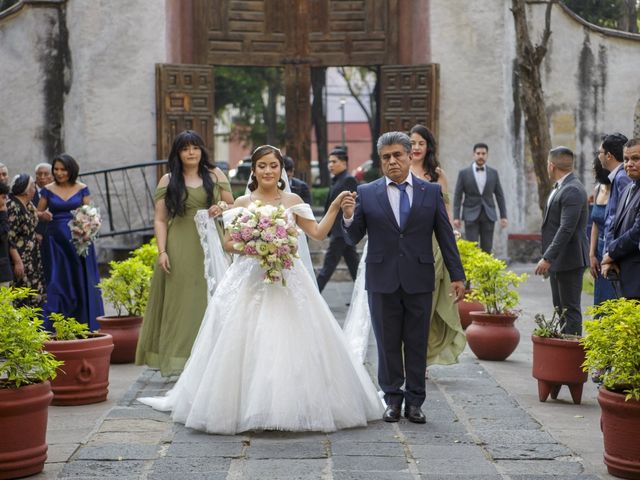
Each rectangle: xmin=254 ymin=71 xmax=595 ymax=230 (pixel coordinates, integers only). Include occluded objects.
xmin=250 ymin=190 xmax=282 ymax=205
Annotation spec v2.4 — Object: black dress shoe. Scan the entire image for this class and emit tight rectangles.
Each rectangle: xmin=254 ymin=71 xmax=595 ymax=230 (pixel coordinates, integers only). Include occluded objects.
xmin=405 ymin=405 xmax=426 ymax=424
xmin=383 ymin=404 xmax=401 ymax=422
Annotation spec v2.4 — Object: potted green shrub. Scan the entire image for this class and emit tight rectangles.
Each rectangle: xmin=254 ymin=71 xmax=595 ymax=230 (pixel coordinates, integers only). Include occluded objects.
xmin=464 ymin=255 xmax=528 ymax=361
xmin=96 ymin=250 xmax=153 ymax=363
xmin=531 ymin=308 xmax=587 ymax=404
xmin=455 ymin=239 xmax=489 ymax=329
xmin=44 ymin=312 xmax=113 ymax=406
xmin=0 ymin=287 xmax=62 ymax=479
xmin=582 ymin=298 xmax=640 ymax=479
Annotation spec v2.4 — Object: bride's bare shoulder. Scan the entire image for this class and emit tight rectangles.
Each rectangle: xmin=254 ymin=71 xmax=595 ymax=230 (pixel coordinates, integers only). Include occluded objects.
xmin=281 ymin=191 xmax=303 ymax=209
xmin=234 ymin=195 xmax=251 ymax=208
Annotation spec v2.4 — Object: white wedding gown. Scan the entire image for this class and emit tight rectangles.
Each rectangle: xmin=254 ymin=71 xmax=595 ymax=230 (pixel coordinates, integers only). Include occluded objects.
xmin=138 ymin=203 xmax=383 ymax=434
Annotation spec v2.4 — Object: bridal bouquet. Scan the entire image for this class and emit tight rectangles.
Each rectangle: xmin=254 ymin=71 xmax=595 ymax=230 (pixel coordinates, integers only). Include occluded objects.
xmin=228 ymin=201 xmax=299 ymax=285
xmin=68 ymin=204 xmax=102 ymax=257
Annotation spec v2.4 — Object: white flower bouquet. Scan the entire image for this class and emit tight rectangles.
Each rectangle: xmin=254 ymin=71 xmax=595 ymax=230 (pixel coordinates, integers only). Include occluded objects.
xmin=68 ymin=204 xmax=102 ymax=257
xmin=228 ymin=201 xmax=299 ymax=285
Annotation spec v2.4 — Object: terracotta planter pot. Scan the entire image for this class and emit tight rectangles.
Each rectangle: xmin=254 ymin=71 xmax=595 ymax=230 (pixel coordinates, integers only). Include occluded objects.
xmin=466 ymin=311 xmax=520 ymax=361
xmin=531 ymin=335 xmax=588 ymax=404
xmin=96 ymin=315 xmax=143 ymax=364
xmin=44 ymin=333 xmax=114 ymax=406
xmin=458 ymin=294 xmax=484 ymax=330
xmin=598 ymin=388 xmax=640 ymax=479
xmin=0 ymin=381 xmax=52 ymax=480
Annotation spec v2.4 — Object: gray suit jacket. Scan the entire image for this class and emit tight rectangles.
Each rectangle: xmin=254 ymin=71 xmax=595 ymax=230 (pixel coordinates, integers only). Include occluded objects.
xmin=453 ymin=165 xmax=507 ymax=222
xmin=541 ymin=172 xmax=589 ymax=272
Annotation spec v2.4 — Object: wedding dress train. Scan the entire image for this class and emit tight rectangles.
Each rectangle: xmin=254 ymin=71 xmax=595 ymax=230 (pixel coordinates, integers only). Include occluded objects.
xmin=138 ymin=203 xmax=383 ymax=434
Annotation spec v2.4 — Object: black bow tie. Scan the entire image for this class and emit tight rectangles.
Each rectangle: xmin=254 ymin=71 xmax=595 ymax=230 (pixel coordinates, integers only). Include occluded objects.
xmin=475 ymin=166 xmax=485 ymax=172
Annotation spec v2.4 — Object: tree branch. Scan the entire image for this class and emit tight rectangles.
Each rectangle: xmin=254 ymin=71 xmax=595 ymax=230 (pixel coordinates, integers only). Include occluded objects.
xmin=533 ymin=0 xmax=554 ymax=64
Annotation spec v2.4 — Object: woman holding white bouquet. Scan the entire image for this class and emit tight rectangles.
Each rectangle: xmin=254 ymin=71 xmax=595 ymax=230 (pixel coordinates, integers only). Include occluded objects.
xmin=37 ymin=153 xmax=104 ymax=331
xmin=139 ymin=145 xmax=383 ymax=434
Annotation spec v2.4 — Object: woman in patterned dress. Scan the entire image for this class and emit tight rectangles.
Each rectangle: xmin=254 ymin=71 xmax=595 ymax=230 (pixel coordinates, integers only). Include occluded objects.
xmin=7 ymin=174 xmax=46 ymax=307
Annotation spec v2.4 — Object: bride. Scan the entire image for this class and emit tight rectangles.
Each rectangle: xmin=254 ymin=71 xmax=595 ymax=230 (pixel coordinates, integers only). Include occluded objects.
xmin=138 ymin=145 xmax=383 ymax=434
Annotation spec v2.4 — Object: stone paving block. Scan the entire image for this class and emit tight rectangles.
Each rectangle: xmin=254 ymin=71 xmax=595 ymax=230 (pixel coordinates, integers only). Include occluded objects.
xmin=329 ymin=441 xmax=405 ymax=457
xmin=249 ymin=430 xmax=329 ymax=443
xmin=89 ymin=430 xmax=166 ymax=445
xmin=333 ymin=472 xmax=414 ymax=480
xmin=508 ymin=475 xmax=601 ymax=480
xmin=149 ymin=456 xmax=231 ymax=474
xmin=412 ymin=445 xmax=498 ymax=476
xmin=149 ymin=473 xmax=227 ymax=480
xmin=466 ymin=413 xmax=542 ymax=431
xmin=403 ymin=431 xmax=477 ymax=446
xmin=495 ymin=459 xmax=585 ymax=475
xmin=328 ymin=427 xmax=401 ymax=442
xmin=419 ymin=475 xmax=502 ymax=480
xmin=59 ymin=460 xmax=147 ymax=478
xmin=242 ymin=458 xmax=327 ymax=478
xmin=99 ymin=418 xmax=170 ymax=432
xmin=166 ymin=441 xmax=245 ymax=458
xmin=474 ymin=429 xmax=558 ymax=445
xmin=485 ymin=442 xmax=572 ymax=460
xmin=172 ymin=426 xmax=250 ymax=444
xmin=331 ymin=454 xmax=410 ymax=472
xmin=246 ymin=441 xmax=327 ymax=459
xmin=73 ymin=443 xmax=159 ymax=461
xmin=106 ymin=405 xmax=172 ymax=422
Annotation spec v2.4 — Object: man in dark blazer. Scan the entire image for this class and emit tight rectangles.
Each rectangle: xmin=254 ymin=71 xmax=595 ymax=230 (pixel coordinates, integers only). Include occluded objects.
xmin=283 ymin=156 xmax=311 ymax=205
xmin=316 ymin=148 xmax=359 ymax=292
xmin=342 ymin=132 xmax=465 ymax=424
xmin=453 ymin=143 xmax=507 ymax=253
xmin=601 ymin=138 xmax=640 ymax=300
xmin=535 ymin=147 xmax=589 ymax=335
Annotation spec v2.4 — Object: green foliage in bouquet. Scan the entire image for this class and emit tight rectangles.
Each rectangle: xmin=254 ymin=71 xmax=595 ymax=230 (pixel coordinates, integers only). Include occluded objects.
xmin=465 ymin=255 xmax=528 ymax=314
xmin=131 ymin=238 xmax=158 ymax=270
xmin=0 ymin=287 xmax=63 ymax=388
xmin=582 ymin=298 xmax=640 ymax=401
xmin=97 ymin=257 xmax=152 ymax=317
xmin=50 ymin=312 xmax=91 ymax=340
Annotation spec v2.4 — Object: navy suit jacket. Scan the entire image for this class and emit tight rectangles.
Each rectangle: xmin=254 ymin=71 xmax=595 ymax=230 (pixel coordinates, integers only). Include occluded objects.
xmin=607 ymin=180 xmax=640 ymax=298
xmin=343 ymin=175 xmax=465 ymax=294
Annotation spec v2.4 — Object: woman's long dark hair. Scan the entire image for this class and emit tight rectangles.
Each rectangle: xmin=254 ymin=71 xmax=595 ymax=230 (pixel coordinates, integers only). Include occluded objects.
xmin=247 ymin=145 xmax=286 ymax=192
xmin=165 ymin=130 xmax=217 ymax=217
xmin=409 ymin=124 xmax=440 ymax=183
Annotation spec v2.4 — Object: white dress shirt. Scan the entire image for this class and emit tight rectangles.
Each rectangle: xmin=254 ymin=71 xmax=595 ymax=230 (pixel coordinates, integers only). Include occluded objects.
xmin=473 ymin=162 xmax=486 ymax=194
xmin=343 ymin=175 xmax=414 ymax=227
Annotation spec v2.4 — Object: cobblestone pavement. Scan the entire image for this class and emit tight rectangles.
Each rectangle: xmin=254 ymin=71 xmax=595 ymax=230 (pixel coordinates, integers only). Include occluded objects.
xmin=44 ymin=271 xmax=611 ymax=479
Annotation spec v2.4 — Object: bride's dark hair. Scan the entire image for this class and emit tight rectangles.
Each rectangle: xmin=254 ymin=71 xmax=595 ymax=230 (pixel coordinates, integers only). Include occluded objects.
xmin=247 ymin=145 xmax=286 ymax=192
xmin=165 ymin=130 xmax=217 ymax=217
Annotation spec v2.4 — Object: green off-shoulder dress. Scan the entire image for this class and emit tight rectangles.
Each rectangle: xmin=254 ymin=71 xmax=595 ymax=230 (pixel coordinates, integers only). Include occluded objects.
xmin=136 ymin=182 xmax=230 ymax=376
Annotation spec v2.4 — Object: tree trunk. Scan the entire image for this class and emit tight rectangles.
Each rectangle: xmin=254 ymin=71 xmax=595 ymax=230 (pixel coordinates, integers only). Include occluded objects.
xmin=311 ymin=67 xmax=330 ymax=187
xmin=511 ymin=0 xmax=554 ymax=213
xmin=619 ymin=0 xmax=638 ymax=33
xmin=264 ymin=75 xmax=279 ymax=147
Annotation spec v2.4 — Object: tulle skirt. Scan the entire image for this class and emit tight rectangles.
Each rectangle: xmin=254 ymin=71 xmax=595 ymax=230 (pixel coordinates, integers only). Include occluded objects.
xmin=139 ymin=255 xmax=383 ymax=434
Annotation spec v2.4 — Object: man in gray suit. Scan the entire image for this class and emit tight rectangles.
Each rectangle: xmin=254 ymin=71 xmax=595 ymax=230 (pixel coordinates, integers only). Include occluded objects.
xmin=453 ymin=143 xmax=507 ymax=253
xmin=535 ymin=147 xmax=589 ymax=335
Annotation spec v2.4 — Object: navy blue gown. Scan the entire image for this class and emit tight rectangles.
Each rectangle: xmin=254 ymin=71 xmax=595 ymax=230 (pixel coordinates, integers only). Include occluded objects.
xmin=41 ymin=186 xmax=104 ymax=331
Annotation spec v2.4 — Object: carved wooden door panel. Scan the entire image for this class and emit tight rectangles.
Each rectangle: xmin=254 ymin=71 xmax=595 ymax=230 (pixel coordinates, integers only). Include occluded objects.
xmin=379 ymin=64 xmax=439 ymax=136
xmin=156 ymin=64 xmax=215 ymax=161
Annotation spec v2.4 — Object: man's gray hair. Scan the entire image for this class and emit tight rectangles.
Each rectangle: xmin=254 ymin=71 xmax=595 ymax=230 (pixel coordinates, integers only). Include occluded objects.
xmin=35 ymin=162 xmax=52 ymax=172
xmin=377 ymin=131 xmax=411 ymax=155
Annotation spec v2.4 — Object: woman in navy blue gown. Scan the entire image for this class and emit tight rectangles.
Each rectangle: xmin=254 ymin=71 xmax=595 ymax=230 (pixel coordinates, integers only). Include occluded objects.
xmin=37 ymin=154 xmax=104 ymax=331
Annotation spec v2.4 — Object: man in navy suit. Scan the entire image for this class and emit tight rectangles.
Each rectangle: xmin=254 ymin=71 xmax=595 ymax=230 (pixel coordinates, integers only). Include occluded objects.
xmin=453 ymin=143 xmax=507 ymax=253
xmin=33 ymin=163 xmax=53 ymax=242
xmin=342 ymin=132 xmax=465 ymax=424
xmin=602 ymin=138 xmax=640 ymax=300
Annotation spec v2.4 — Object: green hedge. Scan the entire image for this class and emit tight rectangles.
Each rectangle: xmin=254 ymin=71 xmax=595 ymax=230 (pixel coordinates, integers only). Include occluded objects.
xmin=311 ymin=187 xmax=329 ymax=208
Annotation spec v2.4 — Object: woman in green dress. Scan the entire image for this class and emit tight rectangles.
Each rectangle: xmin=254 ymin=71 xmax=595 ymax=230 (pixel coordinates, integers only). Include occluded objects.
xmin=409 ymin=124 xmax=466 ymax=368
xmin=136 ymin=130 xmax=234 ymax=376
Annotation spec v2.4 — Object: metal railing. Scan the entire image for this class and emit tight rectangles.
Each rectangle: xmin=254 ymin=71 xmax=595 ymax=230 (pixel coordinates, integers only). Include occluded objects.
xmin=80 ymin=161 xmax=167 ymax=238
